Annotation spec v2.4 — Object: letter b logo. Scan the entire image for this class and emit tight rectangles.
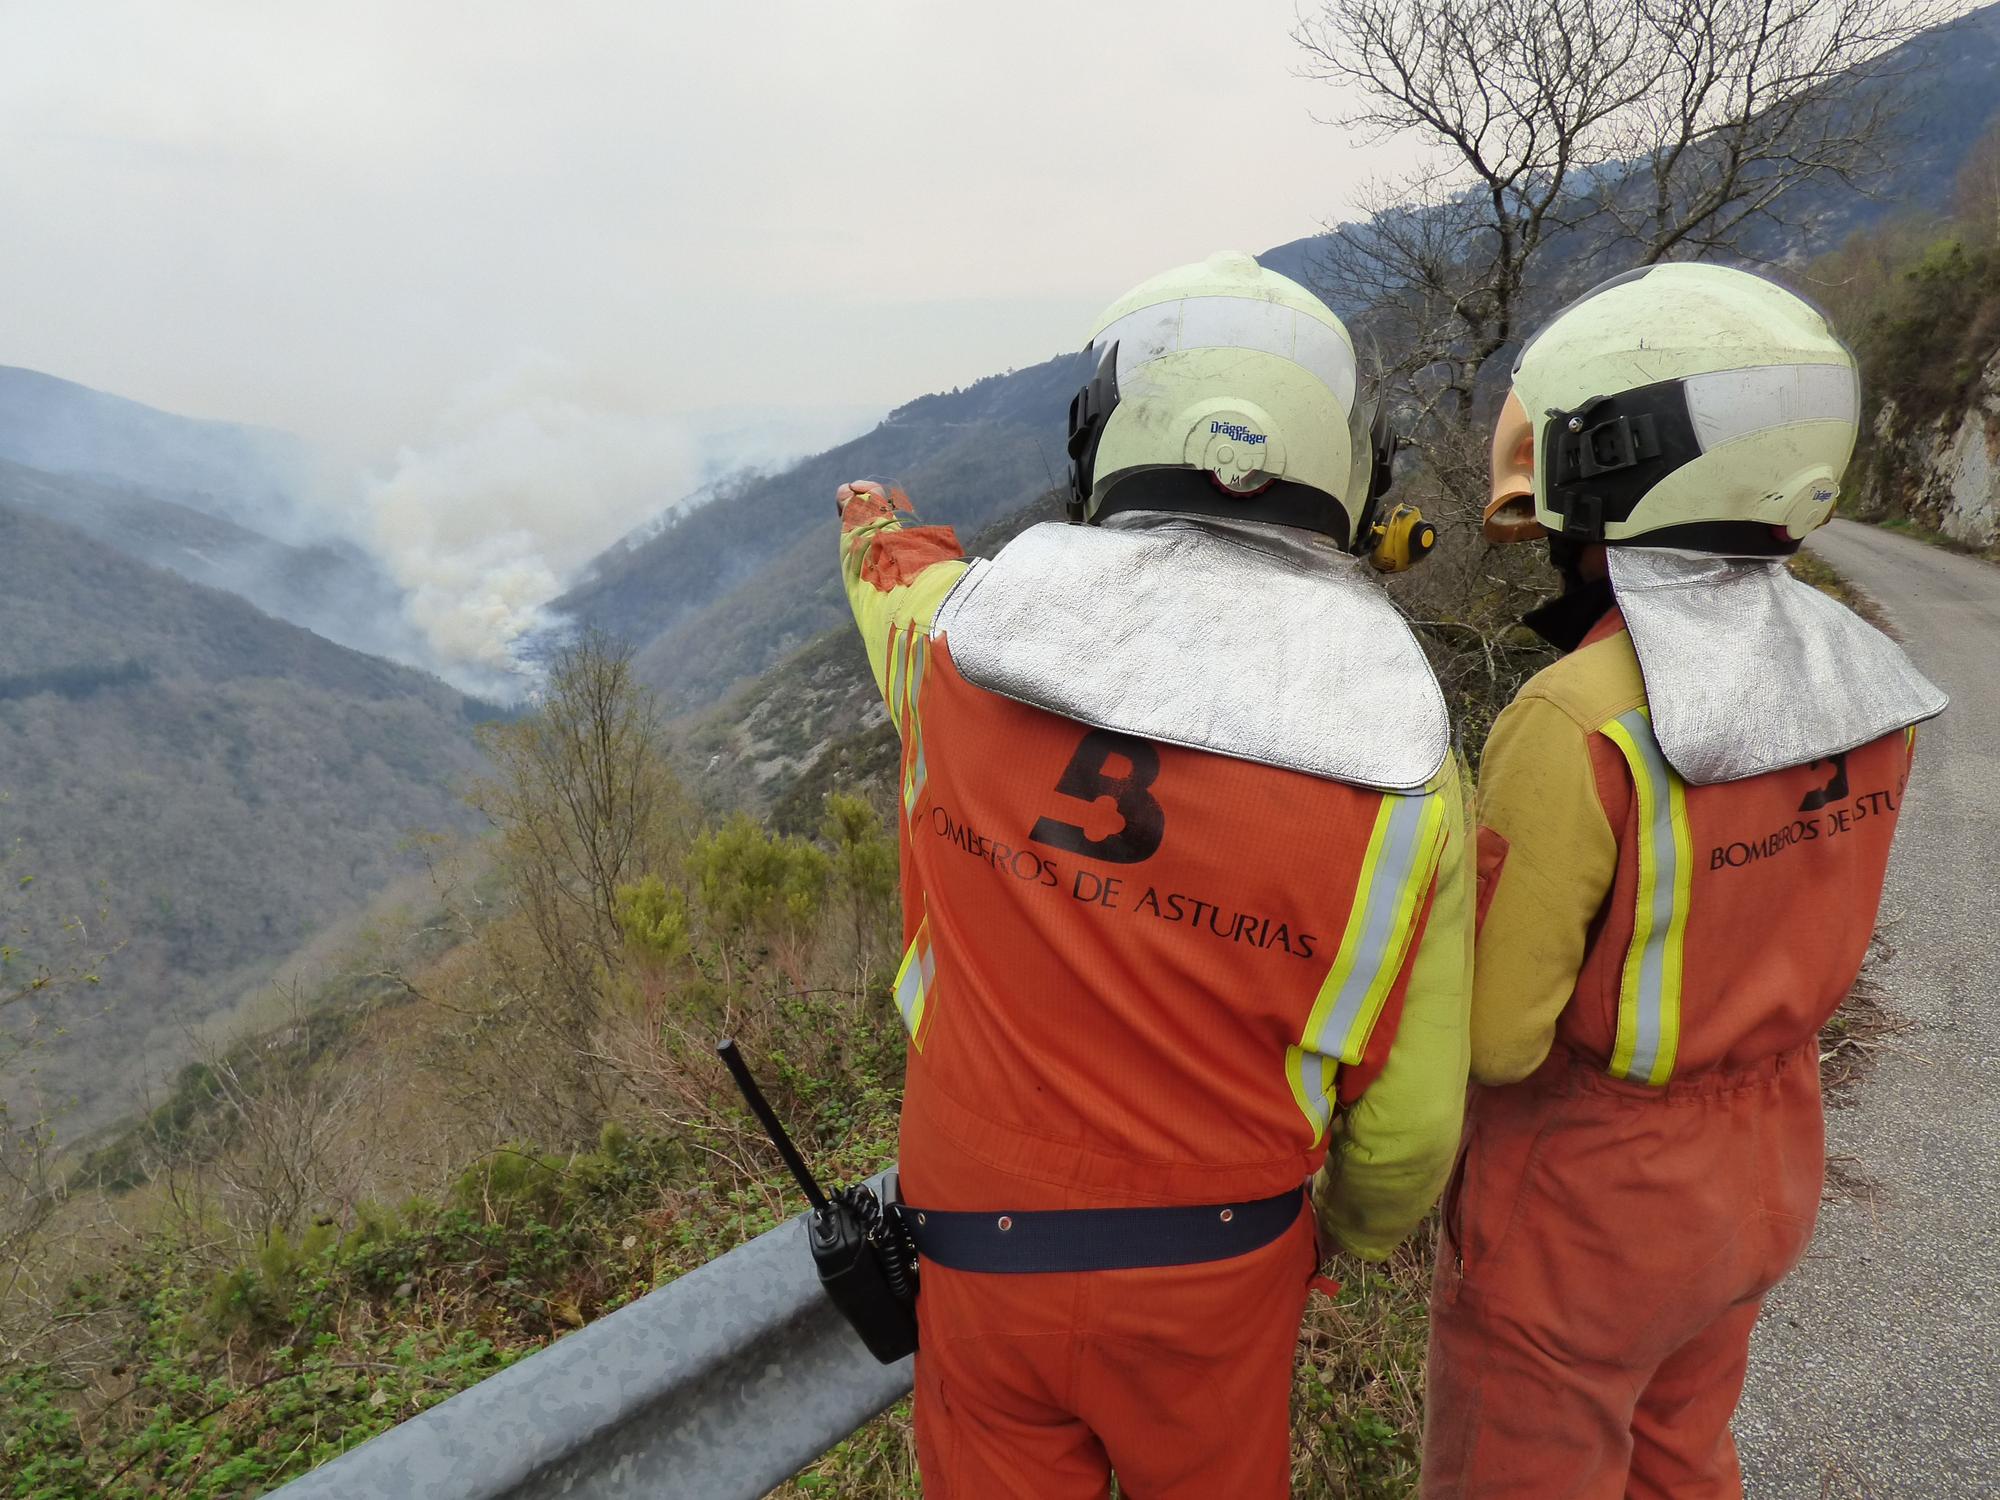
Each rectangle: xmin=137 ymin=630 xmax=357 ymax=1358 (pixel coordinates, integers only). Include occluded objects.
xmin=1030 ymin=730 xmax=1165 ymax=864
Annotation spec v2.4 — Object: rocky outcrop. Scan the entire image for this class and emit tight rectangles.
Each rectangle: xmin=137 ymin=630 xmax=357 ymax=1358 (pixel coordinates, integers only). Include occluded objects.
xmin=1862 ymin=349 xmax=2000 ymax=548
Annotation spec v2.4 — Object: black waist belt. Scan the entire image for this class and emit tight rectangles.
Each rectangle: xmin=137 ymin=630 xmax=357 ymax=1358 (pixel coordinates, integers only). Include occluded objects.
xmin=898 ymin=1186 xmax=1304 ymax=1274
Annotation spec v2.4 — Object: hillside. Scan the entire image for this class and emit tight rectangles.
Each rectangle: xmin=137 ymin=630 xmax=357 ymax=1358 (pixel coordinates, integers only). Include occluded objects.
xmin=0 ymin=500 xmax=490 ymax=1129
xmin=556 ymin=354 xmax=1084 ymax=709
xmin=0 ymin=365 xmax=325 ymax=537
xmin=674 ymin=490 xmax=1068 ymax=826
xmin=0 ymin=368 xmax=434 ymax=667
xmin=0 ymin=458 xmax=426 ymax=668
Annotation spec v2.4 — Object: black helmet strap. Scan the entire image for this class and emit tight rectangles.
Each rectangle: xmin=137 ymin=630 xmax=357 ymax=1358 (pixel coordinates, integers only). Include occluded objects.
xmin=1066 ymin=342 xmax=1121 ymax=523
xmin=1091 ymin=469 xmax=1355 ymax=547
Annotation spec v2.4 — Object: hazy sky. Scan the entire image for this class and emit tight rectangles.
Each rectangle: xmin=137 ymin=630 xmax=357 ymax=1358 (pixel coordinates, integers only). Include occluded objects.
xmin=0 ymin=1 xmax=1394 ymax=460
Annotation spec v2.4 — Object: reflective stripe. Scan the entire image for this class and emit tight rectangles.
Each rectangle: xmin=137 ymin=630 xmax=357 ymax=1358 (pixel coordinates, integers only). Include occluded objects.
xmin=1682 ymin=364 xmax=1859 ymax=454
xmin=893 ymin=918 xmax=935 ymax=1046
xmin=1285 ymin=787 xmax=1448 ymax=1139
xmin=885 ymin=623 xmax=909 ymax=730
xmin=903 ymin=636 xmax=931 ymax=813
xmin=1600 ymin=708 xmax=1694 ymax=1086
xmin=1093 ymin=296 xmax=1359 ymax=410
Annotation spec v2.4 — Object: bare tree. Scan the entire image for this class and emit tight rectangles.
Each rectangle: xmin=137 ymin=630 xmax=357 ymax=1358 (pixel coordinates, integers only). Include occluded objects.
xmin=471 ymin=631 xmax=689 ymax=974
xmin=1949 ymin=113 xmax=2000 ymax=242
xmin=1296 ymin=0 xmax=1956 ymax=407
xmin=436 ymin=631 xmax=696 ymax=1144
xmin=1297 ymin=0 xmax=1651 ymax=409
xmin=182 ymin=998 xmax=380 ymax=1245
xmin=1603 ymin=0 xmax=1954 ymax=262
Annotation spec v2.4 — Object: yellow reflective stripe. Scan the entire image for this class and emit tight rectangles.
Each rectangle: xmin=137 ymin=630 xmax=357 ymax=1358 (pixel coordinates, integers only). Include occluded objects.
xmin=1601 ymin=708 xmax=1693 ymax=1086
xmin=1284 ymin=787 xmax=1449 ymax=1139
xmin=893 ymin=916 xmax=934 ymax=1046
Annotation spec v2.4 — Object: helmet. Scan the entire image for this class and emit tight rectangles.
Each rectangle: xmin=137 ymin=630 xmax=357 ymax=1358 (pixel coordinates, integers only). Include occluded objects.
xmin=1484 ymin=264 xmax=1860 ymax=553
xmin=1067 ymin=252 xmax=1423 ymax=565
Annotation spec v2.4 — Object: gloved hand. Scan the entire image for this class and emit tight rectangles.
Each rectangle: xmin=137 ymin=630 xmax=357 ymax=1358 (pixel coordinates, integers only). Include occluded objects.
xmin=836 ymin=479 xmax=914 ymax=518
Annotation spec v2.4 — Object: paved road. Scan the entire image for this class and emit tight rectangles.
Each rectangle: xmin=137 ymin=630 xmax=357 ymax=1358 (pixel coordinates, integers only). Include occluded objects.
xmin=1735 ymin=521 xmax=2000 ymax=1498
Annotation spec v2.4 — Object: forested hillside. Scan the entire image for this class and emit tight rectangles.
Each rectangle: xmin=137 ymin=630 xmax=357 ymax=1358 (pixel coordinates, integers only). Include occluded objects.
xmin=0 ymin=501 xmax=490 ymax=1128
xmin=0 ymin=369 xmax=430 ymax=668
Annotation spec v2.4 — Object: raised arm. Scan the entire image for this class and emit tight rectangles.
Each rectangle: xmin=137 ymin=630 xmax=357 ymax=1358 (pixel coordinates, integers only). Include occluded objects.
xmin=837 ymin=481 xmax=968 ymax=731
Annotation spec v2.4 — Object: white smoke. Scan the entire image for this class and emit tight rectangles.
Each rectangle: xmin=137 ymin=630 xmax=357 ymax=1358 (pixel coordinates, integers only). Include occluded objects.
xmin=367 ymin=354 xmax=700 ymax=695
xmin=362 ymin=355 xmax=882 ymax=698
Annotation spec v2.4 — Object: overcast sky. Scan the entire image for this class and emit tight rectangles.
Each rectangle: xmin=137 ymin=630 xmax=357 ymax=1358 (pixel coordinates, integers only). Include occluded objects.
xmin=0 ymin=1 xmax=1396 ymax=461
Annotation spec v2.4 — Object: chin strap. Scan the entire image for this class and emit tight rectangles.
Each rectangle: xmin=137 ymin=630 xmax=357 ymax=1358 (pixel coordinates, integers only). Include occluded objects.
xmin=1521 ymin=574 xmax=1616 ymax=653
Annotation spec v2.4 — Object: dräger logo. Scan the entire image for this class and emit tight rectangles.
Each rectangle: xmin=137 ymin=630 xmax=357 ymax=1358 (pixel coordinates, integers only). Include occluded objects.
xmin=1209 ymin=421 xmax=1268 ymax=445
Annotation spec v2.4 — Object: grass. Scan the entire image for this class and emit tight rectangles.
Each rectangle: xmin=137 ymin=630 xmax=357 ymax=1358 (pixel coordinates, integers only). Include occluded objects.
xmin=1 ymin=1127 xmax=831 ymax=1498
xmin=1819 ymin=937 xmax=1910 ymax=1109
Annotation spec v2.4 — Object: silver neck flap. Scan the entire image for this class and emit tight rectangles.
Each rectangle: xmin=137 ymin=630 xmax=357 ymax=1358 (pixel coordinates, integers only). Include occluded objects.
xmin=1605 ymin=546 xmax=1947 ymax=785
xmin=930 ymin=512 xmax=1450 ymax=793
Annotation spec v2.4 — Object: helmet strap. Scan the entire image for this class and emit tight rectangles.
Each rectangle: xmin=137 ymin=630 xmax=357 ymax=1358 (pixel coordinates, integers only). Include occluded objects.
xmin=1066 ymin=343 xmax=1121 ymax=523
xmin=1092 ymin=470 xmax=1353 ymax=547
xmin=1541 ymin=381 xmax=1700 ymax=542
xmin=1524 ymin=541 xmax=1616 ymax=653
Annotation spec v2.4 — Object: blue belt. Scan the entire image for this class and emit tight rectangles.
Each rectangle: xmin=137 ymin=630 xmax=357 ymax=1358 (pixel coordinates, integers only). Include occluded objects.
xmin=898 ymin=1186 xmax=1304 ymax=1274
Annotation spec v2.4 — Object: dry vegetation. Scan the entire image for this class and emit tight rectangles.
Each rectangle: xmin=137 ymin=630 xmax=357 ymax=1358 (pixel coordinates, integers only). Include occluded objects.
xmin=0 ymin=633 xmax=913 ymax=1497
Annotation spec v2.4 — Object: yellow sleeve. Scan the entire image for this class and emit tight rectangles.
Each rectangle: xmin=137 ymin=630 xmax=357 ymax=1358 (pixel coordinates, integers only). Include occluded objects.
xmin=837 ymin=490 xmax=969 ymax=733
xmin=1313 ymin=757 xmax=1475 ymax=1259
xmin=1470 ymin=694 xmax=1618 ymax=1084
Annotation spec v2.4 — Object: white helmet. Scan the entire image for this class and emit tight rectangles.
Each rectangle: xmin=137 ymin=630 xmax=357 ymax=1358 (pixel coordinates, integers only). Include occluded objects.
xmin=1067 ymin=252 xmax=1425 ymax=566
xmin=1486 ymin=263 xmax=1861 ymax=553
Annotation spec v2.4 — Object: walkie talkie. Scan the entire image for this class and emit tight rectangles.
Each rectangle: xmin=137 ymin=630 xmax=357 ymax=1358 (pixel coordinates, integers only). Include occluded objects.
xmin=716 ymin=1039 xmax=919 ymax=1364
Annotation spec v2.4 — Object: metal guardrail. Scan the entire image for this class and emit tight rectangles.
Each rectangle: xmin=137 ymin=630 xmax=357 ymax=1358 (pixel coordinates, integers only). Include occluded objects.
xmin=270 ymin=1174 xmax=913 ymax=1499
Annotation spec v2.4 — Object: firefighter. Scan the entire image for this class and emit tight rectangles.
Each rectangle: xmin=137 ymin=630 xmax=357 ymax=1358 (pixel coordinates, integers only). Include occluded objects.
xmin=1424 ymin=263 xmax=1948 ymax=1499
xmin=835 ymin=251 xmax=1472 ymax=1498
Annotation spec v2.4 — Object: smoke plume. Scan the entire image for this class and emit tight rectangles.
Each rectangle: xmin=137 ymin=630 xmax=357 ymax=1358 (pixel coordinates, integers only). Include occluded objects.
xmin=366 ymin=355 xmax=699 ymax=695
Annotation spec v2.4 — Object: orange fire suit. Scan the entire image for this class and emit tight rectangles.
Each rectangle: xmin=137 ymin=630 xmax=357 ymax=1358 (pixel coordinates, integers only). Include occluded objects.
xmin=838 ymin=486 xmax=1474 ymax=1498
xmin=1423 ymin=608 xmax=1916 ymax=1500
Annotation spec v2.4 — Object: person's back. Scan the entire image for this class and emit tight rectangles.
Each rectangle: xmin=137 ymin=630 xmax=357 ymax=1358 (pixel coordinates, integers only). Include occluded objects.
xmin=1424 ymin=263 xmax=1946 ymax=1500
xmin=1477 ymin=608 xmax=1914 ymax=1088
xmin=837 ymin=252 xmax=1473 ymax=1499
